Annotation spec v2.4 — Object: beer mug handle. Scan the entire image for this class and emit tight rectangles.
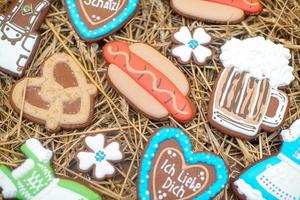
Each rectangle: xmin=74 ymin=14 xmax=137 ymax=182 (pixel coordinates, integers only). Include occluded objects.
xmin=262 ymin=89 xmax=288 ymax=128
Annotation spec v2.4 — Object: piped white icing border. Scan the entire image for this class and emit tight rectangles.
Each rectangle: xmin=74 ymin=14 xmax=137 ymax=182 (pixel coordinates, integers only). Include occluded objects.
xmin=0 ymin=170 xmax=17 ymax=198
xmin=26 ymin=139 xmax=52 ymax=163
xmin=234 ymin=179 xmax=266 ymax=200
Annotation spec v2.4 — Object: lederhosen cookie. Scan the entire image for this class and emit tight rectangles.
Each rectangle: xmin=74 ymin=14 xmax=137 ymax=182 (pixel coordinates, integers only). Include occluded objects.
xmin=0 ymin=0 xmax=50 ymax=77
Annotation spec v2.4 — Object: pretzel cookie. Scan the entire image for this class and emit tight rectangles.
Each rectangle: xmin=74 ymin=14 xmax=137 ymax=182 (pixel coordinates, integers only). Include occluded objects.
xmin=9 ymin=53 xmax=97 ymax=132
xmin=103 ymin=41 xmax=196 ymax=123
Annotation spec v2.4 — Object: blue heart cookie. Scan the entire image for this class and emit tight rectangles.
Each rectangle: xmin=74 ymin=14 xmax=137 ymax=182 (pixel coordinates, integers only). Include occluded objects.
xmin=64 ymin=0 xmax=139 ymax=42
xmin=139 ymin=127 xmax=228 ymax=200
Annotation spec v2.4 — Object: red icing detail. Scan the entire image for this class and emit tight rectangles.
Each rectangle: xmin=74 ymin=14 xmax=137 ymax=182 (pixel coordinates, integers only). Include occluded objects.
xmin=103 ymin=41 xmax=195 ymax=122
xmin=206 ymin=0 xmax=263 ymax=14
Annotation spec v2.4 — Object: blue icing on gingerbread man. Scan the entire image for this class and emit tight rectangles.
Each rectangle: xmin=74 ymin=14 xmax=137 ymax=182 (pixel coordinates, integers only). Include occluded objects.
xmin=234 ymin=119 xmax=300 ymax=200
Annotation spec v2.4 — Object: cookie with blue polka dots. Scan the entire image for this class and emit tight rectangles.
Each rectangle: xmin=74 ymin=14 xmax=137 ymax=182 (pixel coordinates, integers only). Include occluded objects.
xmin=64 ymin=0 xmax=139 ymax=42
xmin=76 ymin=134 xmax=123 ymax=180
xmin=171 ymin=26 xmax=212 ymax=65
xmin=138 ymin=127 xmax=228 ymax=200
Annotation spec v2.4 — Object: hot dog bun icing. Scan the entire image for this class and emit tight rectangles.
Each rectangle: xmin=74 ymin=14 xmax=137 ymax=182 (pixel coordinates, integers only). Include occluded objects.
xmin=103 ymin=41 xmax=195 ymax=123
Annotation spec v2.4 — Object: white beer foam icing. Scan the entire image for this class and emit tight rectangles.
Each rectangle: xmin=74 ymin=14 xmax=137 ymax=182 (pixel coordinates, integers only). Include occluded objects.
xmin=220 ymin=36 xmax=294 ymax=88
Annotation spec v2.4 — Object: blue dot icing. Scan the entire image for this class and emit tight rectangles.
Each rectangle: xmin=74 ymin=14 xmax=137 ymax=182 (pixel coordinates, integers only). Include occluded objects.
xmin=189 ymin=39 xmax=199 ymax=49
xmin=65 ymin=0 xmax=138 ymax=40
xmin=138 ymin=127 xmax=228 ymax=200
xmin=95 ymin=151 xmax=105 ymax=162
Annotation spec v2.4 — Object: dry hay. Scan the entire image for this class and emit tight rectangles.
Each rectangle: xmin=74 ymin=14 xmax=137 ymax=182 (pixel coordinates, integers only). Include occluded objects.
xmin=0 ymin=0 xmax=300 ymax=199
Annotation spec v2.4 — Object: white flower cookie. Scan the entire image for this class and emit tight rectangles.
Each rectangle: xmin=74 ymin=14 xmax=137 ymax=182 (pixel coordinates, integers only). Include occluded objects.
xmin=172 ymin=26 xmax=212 ymax=65
xmin=76 ymin=134 xmax=123 ymax=180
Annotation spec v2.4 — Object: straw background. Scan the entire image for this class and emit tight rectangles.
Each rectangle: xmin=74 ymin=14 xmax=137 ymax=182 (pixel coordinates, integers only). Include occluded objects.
xmin=0 ymin=0 xmax=299 ymax=199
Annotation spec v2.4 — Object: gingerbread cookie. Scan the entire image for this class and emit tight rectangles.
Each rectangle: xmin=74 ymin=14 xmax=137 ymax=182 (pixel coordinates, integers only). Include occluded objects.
xmin=232 ymin=119 xmax=300 ymax=200
xmin=103 ymin=41 xmax=196 ymax=123
xmin=9 ymin=53 xmax=97 ymax=132
xmin=172 ymin=26 xmax=212 ymax=65
xmin=208 ymin=37 xmax=294 ymax=140
xmin=0 ymin=0 xmax=50 ymax=77
xmin=64 ymin=0 xmax=139 ymax=42
xmin=138 ymin=127 xmax=228 ymax=200
xmin=76 ymin=134 xmax=123 ymax=180
xmin=0 ymin=138 xmax=101 ymax=200
xmin=170 ymin=0 xmax=262 ymax=24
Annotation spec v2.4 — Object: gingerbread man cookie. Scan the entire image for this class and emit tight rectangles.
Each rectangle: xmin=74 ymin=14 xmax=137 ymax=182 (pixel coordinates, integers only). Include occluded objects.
xmin=64 ymin=0 xmax=139 ymax=42
xmin=170 ymin=0 xmax=263 ymax=24
xmin=9 ymin=53 xmax=98 ymax=132
xmin=0 ymin=0 xmax=50 ymax=77
xmin=0 ymin=138 xmax=101 ymax=200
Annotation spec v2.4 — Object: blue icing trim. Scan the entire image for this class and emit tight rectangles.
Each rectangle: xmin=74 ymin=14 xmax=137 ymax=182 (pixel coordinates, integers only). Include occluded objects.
xmin=65 ymin=0 xmax=138 ymax=40
xmin=234 ymin=125 xmax=300 ymax=200
xmin=139 ymin=127 xmax=228 ymax=200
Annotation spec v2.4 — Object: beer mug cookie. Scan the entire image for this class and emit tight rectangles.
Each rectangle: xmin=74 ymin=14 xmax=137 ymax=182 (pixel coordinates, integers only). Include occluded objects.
xmin=138 ymin=127 xmax=228 ymax=200
xmin=0 ymin=138 xmax=101 ymax=200
xmin=9 ymin=53 xmax=98 ymax=132
xmin=103 ymin=41 xmax=196 ymax=123
xmin=170 ymin=0 xmax=262 ymax=24
xmin=64 ymin=0 xmax=139 ymax=42
xmin=208 ymin=37 xmax=294 ymax=140
xmin=232 ymin=119 xmax=300 ymax=200
xmin=0 ymin=0 xmax=50 ymax=77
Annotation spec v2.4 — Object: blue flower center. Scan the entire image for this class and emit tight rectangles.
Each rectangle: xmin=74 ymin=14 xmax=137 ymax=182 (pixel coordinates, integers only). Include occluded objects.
xmin=95 ymin=151 xmax=106 ymax=162
xmin=188 ymin=39 xmax=199 ymax=49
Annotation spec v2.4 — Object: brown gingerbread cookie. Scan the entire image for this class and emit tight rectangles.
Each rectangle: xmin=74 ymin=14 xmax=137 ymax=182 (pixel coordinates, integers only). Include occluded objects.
xmin=76 ymin=134 xmax=123 ymax=180
xmin=171 ymin=26 xmax=212 ymax=65
xmin=103 ymin=41 xmax=196 ymax=123
xmin=138 ymin=127 xmax=228 ymax=200
xmin=208 ymin=37 xmax=294 ymax=140
xmin=9 ymin=53 xmax=98 ymax=132
xmin=0 ymin=0 xmax=50 ymax=77
xmin=63 ymin=0 xmax=139 ymax=42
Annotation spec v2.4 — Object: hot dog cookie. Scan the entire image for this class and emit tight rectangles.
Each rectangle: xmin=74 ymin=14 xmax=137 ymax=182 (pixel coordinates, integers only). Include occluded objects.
xmin=103 ymin=41 xmax=196 ymax=123
xmin=170 ymin=0 xmax=263 ymax=24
